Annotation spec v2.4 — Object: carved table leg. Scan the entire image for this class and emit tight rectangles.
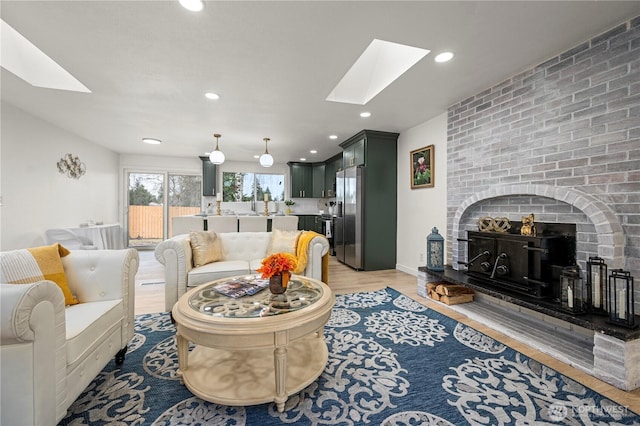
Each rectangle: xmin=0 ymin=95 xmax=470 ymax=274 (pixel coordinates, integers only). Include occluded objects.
xmin=274 ymin=346 xmax=287 ymax=412
xmin=176 ymin=333 xmax=188 ymax=384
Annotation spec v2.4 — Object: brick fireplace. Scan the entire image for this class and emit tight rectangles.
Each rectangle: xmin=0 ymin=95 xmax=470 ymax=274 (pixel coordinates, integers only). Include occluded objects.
xmin=442 ymin=17 xmax=640 ymax=390
xmin=451 ymin=184 xmax=625 ymax=283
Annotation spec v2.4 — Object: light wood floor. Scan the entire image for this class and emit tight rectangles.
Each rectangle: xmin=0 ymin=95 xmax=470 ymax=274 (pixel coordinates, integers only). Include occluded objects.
xmin=134 ymin=249 xmax=640 ymax=413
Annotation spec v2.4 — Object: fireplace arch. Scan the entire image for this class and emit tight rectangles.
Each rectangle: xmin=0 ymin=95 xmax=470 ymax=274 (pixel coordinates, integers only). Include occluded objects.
xmin=450 ymin=184 xmax=625 ymax=272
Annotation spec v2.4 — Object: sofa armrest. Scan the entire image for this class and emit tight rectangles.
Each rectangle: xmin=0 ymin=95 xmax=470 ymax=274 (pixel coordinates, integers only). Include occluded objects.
xmin=303 ymin=236 xmax=329 ymax=282
xmin=1 ymin=281 xmax=66 ymax=426
xmin=155 ymin=234 xmax=193 ymax=312
xmin=62 ymin=248 xmax=139 ymax=345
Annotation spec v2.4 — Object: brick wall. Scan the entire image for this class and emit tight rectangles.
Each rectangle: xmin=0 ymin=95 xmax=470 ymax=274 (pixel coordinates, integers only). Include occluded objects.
xmin=447 ymin=17 xmax=640 ymax=309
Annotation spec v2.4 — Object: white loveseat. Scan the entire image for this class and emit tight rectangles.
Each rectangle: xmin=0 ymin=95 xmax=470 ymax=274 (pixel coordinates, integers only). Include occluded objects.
xmin=0 ymin=248 xmax=139 ymax=426
xmin=155 ymin=231 xmax=329 ymax=311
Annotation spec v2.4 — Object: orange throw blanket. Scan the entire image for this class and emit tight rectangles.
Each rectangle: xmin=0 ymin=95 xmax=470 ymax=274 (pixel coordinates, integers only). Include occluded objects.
xmin=294 ymin=231 xmax=329 ymax=284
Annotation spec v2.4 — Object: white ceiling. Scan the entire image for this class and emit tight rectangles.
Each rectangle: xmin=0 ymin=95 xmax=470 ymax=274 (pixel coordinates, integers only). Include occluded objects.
xmin=2 ymin=1 xmax=639 ymax=164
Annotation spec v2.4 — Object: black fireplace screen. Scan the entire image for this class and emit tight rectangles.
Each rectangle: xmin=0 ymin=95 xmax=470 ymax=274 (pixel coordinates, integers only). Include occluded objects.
xmin=461 ymin=223 xmax=576 ymax=299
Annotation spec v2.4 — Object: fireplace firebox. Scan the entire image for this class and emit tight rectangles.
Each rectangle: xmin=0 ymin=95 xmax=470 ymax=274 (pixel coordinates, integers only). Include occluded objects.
xmin=459 ymin=223 xmax=576 ymax=299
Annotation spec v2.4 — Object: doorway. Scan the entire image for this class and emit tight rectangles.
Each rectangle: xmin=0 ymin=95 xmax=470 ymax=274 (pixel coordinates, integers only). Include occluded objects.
xmin=126 ymin=172 xmax=201 ymax=248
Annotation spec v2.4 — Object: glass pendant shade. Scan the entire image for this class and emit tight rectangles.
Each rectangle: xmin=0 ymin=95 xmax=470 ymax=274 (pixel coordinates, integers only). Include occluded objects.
xmin=260 ymin=153 xmax=274 ymax=167
xmin=260 ymin=137 xmax=274 ymax=167
xmin=209 ymin=133 xmax=225 ymax=165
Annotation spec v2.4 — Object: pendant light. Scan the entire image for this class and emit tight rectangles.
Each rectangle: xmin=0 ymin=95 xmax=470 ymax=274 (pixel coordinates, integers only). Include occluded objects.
xmin=209 ymin=133 xmax=225 ymax=165
xmin=259 ymin=137 xmax=274 ymax=167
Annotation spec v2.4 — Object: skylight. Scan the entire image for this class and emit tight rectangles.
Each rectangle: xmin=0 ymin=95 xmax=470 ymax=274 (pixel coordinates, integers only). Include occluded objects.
xmin=326 ymin=39 xmax=429 ymax=105
xmin=0 ymin=19 xmax=91 ymax=93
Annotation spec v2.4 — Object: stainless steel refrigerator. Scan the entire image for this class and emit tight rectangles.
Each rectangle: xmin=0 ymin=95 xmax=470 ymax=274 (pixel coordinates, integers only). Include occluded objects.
xmin=335 ymin=166 xmax=363 ymax=270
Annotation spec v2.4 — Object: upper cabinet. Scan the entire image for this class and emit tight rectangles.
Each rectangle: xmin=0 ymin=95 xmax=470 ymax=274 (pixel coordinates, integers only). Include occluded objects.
xmin=288 ymin=162 xmax=313 ymax=198
xmin=199 ymin=156 xmax=217 ymax=196
xmin=288 ymin=154 xmax=343 ymax=199
xmin=312 ymin=163 xmax=326 ymax=198
xmin=342 ymin=138 xmax=365 ymax=168
xmin=324 ymin=153 xmax=342 ymax=197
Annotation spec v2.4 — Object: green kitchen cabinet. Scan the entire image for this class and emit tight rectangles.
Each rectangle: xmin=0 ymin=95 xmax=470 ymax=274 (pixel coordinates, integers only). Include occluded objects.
xmin=338 ymin=130 xmax=399 ymax=271
xmin=324 ymin=153 xmax=342 ymax=197
xmin=312 ymin=163 xmax=326 ymax=198
xmin=342 ymin=138 xmax=364 ymax=169
xmin=296 ymin=215 xmax=321 ymax=232
xmin=288 ymin=162 xmax=313 ymax=198
xmin=199 ymin=156 xmax=217 ymax=196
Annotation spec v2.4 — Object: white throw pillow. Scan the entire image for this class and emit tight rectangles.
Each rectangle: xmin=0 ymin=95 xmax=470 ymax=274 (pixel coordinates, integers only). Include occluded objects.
xmin=266 ymin=228 xmax=302 ymax=256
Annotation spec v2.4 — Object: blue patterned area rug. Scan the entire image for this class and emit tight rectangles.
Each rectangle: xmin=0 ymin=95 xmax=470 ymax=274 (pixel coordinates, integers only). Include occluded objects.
xmin=59 ymin=288 xmax=639 ymax=425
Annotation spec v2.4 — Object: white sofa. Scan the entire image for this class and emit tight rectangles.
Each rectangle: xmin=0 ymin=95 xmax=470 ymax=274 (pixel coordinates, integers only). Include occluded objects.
xmin=155 ymin=231 xmax=329 ymax=311
xmin=0 ymin=249 xmax=139 ymax=426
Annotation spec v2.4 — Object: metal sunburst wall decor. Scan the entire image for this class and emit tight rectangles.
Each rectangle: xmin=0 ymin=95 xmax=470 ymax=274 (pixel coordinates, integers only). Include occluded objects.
xmin=57 ymin=153 xmax=86 ymax=179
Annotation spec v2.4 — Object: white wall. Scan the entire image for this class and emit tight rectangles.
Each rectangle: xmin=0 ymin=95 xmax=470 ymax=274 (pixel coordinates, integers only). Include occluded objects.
xmin=396 ymin=112 xmax=448 ymax=275
xmin=1 ymin=102 xmax=120 ymax=250
xmin=1 ymin=100 xmax=448 ymax=261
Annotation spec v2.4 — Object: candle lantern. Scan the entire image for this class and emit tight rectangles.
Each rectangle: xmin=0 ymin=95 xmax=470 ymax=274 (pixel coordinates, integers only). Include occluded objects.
xmin=607 ymin=269 xmax=637 ymax=329
xmin=586 ymin=257 xmax=608 ymax=315
xmin=426 ymin=227 xmax=444 ymax=271
xmin=560 ymin=266 xmax=585 ymax=314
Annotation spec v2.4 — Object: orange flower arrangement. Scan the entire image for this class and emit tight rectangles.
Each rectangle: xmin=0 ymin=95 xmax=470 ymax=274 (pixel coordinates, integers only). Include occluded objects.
xmin=257 ymin=252 xmax=298 ymax=279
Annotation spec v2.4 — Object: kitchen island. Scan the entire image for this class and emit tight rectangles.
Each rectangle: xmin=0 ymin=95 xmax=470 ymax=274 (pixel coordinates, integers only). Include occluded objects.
xmin=172 ymin=214 xmax=323 ymax=235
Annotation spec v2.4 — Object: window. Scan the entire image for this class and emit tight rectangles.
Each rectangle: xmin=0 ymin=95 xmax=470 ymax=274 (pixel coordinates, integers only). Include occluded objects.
xmin=222 ymin=172 xmax=285 ymax=202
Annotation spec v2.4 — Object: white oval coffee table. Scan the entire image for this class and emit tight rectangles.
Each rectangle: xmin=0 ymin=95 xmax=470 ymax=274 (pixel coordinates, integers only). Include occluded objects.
xmin=172 ymin=274 xmax=335 ymax=412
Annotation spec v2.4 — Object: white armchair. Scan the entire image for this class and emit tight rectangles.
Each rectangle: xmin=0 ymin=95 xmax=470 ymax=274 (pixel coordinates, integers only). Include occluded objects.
xmin=0 ymin=248 xmax=139 ymax=426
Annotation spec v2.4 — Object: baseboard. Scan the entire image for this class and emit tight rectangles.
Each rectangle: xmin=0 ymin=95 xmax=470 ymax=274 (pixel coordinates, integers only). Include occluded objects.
xmin=396 ymin=263 xmax=418 ymax=276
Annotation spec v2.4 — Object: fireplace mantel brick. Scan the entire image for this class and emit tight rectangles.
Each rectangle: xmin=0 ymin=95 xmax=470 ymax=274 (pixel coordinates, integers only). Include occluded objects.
xmin=594 ymin=334 xmax=640 ymax=391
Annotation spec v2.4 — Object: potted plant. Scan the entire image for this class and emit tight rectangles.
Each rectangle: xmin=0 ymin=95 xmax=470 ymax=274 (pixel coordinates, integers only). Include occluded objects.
xmin=284 ymin=200 xmax=295 ymax=215
xmin=257 ymin=252 xmax=298 ymax=294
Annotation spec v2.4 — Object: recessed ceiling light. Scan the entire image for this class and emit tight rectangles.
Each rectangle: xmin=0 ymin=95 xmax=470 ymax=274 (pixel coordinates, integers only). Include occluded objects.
xmin=326 ymin=39 xmax=430 ymax=105
xmin=179 ymin=0 xmax=205 ymax=12
xmin=360 ymin=112 xmax=371 ymax=118
xmin=253 ymin=155 xmax=260 ymax=159
xmin=142 ymin=138 xmax=162 ymax=145
xmin=310 ymin=150 xmax=317 ymax=154
xmin=300 ymin=158 xmax=307 ymax=161
xmin=435 ymin=52 xmax=454 ymax=63
xmin=329 ymin=135 xmax=338 ymax=140
xmin=205 ymin=92 xmax=219 ymax=100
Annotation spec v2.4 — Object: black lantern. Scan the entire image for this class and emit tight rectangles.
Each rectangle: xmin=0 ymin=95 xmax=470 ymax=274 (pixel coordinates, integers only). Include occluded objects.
xmin=426 ymin=227 xmax=444 ymax=271
xmin=560 ymin=266 xmax=585 ymax=314
xmin=586 ymin=257 xmax=608 ymax=315
xmin=607 ymin=269 xmax=637 ymax=329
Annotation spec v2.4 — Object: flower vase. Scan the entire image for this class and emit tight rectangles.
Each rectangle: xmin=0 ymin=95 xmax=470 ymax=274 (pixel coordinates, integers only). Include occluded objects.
xmin=269 ymin=271 xmax=290 ymax=294
xmin=286 ymin=207 xmax=291 ymax=215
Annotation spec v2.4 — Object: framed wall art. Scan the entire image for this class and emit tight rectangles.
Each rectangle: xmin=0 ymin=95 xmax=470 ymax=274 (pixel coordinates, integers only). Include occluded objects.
xmin=410 ymin=145 xmax=434 ymax=189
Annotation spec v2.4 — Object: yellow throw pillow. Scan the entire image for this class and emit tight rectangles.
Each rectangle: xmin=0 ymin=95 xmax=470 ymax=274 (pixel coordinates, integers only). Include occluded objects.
xmin=189 ymin=231 xmax=224 ymax=267
xmin=0 ymin=243 xmax=78 ymax=305
xmin=267 ymin=228 xmax=302 ymax=256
